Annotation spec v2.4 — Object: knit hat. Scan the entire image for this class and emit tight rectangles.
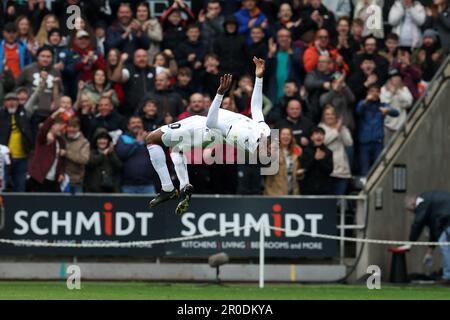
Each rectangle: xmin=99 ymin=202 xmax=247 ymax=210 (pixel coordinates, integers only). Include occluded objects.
xmin=423 ymin=29 xmax=439 ymax=41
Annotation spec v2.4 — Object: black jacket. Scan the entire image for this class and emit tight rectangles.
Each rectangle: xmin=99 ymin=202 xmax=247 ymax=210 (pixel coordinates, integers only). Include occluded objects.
xmin=0 ymin=106 xmax=33 ymax=155
xmin=213 ymin=17 xmax=248 ymax=77
xmin=275 ymin=116 xmax=313 ymax=146
xmin=81 ymin=111 xmax=127 ymax=140
xmin=140 ymin=89 xmax=185 ymax=119
xmin=122 ymin=64 xmax=156 ymax=116
xmin=410 ymin=191 xmax=450 ymax=242
xmin=300 ymin=144 xmax=333 ymax=195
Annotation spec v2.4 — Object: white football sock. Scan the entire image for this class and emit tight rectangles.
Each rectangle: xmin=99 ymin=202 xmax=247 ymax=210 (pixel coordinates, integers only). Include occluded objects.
xmin=170 ymin=151 xmax=190 ymax=190
xmin=147 ymin=144 xmax=174 ymax=192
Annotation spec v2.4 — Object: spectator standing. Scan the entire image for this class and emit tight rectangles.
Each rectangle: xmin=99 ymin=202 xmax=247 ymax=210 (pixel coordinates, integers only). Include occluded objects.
xmin=80 ymin=96 xmax=127 ymax=141
xmin=304 ymin=55 xmax=334 ymax=123
xmin=105 ymin=3 xmax=151 ymax=56
xmin=140 ymin=72 xmax=185 ymax=122
xmin=160 ymin=0 xmax=195 ymax=51
xmin=392 ymin=49 xmax=422 ymax=99
xmin=121 ymin=49 xmax=156 ymax=116
xmin=116 ymin=116 xmax=157 ymax=194
xmin=424 ymin=0 xmax=450 ymax=53
xmin=320 ymin=73 xmax=356 ymax=132
xmin=273 ymin=3 xmax=303 ymax=41
xmin=16 ymin=46 xmax=63 ymax=135
xmin=0 ymin=22 xmax=31 ymax=79
xmin=0 ymin=92 xmax=33 ymax=192
xmin=213 ymin=15 xmax=248 ymax=77
xmin=82 ymin=69 xmax=119 ymax=108
xmin=381 ymin=69 xmax=414 ymax=144
xmin=300 ymin=127 xmax=334 ymax=195
xmin=234 ymin=0 xmax=269 ymax=45
xmin=138 ymin=98 xmax=165 ymax=132
xmin=175 ymin=23 xmax=206 ymax=75
xmin=15 ymin=15 xmax=39 ymax=58
xmin=264 ymin=127 xmax=302 ymax=196
xmin=266 ymin=28 xmax=303 ymax=103
xmin=411 ymin=29 xmax=445 ymax=82
xmin=322 ymin=0 xmax=352 ymax=18
xmin=84 ymin=128 xmax=122 ymax=193
xmin=319 ymin=105 xmax=353 ymax=195
xmin=178 ymin=93 xmax=208 ymax=120
xmin=353 ymin=0 xmax=384 ymax=40
xmin=347 ymin=58 xmax=380 ymax=103
xmin=333 ymin=17 xmax=361 ymax=70
xmin=135 ymin=2 xmax=163 ymax=64
xmin=353 ymin=36 xmax=390 ymax=85
xmin=388 ymin=0 xmax=426 ymax=50
xmin=28 ymin=108 xmax=66 ymax=193
xmin=303 ymin=28 xmax=349 ymax=74
xmin=173 ymin=67 xmax=195 ymax=105
xmin=276 ymin=99 xmax=313 ymax=148
xmin=199 ymin=0 xmax=225 ymax=52
xmin=356 ymin=84 xmax=399 ymax=175
xmin=268 ymin=79 xmax=302 ymax=125
xmin=64 ymin=117 xmax=90 ymax=194
xmin=65 ymin=29 xmax=106 ymax=97
xmin=35 ymin=14 xmax=60 ymax=47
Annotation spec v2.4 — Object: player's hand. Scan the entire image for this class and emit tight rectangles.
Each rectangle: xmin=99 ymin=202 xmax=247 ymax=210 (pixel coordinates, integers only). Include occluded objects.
xmin=217 ymin=74 xmax=233 ymax=95
xmin=253 ymin=57 xmax=265 ymax=78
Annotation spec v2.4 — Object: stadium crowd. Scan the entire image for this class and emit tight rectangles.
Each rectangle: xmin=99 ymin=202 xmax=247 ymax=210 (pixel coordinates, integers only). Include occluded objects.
xmin=0 ymin=0 xmax=448 ymax=196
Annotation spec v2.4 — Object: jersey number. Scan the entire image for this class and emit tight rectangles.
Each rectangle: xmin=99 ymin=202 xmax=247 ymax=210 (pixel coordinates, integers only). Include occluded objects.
xmin=169 ymin=123 xmax=181 ymax=129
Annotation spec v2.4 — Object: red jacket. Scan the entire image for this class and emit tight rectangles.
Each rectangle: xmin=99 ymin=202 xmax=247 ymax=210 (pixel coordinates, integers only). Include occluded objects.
xmin=28 ymin=117 xmax=66 ymax=183
xmin=73 ymin=47 xmax=106 ymax=82
xmin=303 ymin=45 xmax=349 ymax=74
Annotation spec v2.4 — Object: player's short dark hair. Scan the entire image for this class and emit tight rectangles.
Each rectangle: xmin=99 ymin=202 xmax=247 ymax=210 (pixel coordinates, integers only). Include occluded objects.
xmin=208 ymin=0 xmax=221 ymax=5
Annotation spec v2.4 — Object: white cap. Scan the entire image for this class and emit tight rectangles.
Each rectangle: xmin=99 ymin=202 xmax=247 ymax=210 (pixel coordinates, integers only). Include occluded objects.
xmin=76 ymin=30 xmax=90 ymax=39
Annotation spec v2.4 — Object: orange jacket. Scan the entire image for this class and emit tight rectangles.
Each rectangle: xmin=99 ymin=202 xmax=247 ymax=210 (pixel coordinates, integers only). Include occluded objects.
xmin=303 ymin=45 xmax=349 ymax=74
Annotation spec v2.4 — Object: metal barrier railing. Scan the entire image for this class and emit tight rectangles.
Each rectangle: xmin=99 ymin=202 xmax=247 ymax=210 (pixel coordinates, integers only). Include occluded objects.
xmin=364 ymin=54 xmax=450 ymax=191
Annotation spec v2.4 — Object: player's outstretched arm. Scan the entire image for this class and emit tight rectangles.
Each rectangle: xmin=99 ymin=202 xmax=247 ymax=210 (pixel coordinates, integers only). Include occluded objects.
xmin=206 ymin=74 xmax=232 ymax=131
xmin=254 ymin=56 xmax=265 ymax=79
xmin=251 ymin=57 xmax=265 ymax=122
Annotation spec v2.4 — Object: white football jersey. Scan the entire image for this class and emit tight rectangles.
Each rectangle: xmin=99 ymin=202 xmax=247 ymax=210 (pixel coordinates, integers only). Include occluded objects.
xmin=218 ymin=109 xmax=270 ymax=153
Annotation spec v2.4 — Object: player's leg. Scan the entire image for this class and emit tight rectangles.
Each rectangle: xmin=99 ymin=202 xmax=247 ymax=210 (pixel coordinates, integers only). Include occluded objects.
xmin=145 ymin=129 xmax=178 ymax=207
xmin=171 ymin=149 xmax=194 ymax=216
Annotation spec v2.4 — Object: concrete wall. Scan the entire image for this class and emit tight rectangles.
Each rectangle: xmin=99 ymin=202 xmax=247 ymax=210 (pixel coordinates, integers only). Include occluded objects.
xmin=355 ymin=70 xmax=450 ymax=281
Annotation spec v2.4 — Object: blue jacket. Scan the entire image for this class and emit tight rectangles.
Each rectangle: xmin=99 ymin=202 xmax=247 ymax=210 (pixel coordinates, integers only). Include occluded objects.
xmin=266 ymin=47 xmax=304 ymax=104
xmin=234 ymin=9 xmax=267 ymax=45
xmin=356 ymin=100 xmax=399 ymax=144
xmin=105 ymin=22 xmax=151 ymax=57
xmin=115 ymin=133 xmax=157 ymax=186
xmin=0 ymin=40 xmax=31 ymax=72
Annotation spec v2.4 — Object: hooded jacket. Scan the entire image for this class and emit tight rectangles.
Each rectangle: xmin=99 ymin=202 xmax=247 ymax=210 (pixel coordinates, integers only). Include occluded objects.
xmin=213 ymin=16 xmax=248 ymax=76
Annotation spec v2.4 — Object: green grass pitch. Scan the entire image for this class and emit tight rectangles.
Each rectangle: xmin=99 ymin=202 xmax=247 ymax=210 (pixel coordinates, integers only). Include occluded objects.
xmin=0 ymin=281 xmax=449 ymax=300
